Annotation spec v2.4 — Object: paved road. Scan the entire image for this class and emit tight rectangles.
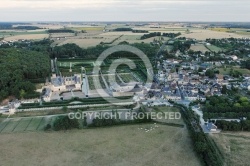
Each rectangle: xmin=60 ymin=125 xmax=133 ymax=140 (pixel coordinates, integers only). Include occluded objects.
xmin=191 ymin=106 xmax=205 ymax=126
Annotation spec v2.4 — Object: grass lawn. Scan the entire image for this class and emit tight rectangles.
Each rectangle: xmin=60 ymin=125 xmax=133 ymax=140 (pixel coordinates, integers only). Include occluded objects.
xmin=1 ymin=119 xmax=20 ymax=133
xmin=25 ymin=117 xmax=43 ymax=131
xmin=13 ymin=118 xmax=32 ymax=132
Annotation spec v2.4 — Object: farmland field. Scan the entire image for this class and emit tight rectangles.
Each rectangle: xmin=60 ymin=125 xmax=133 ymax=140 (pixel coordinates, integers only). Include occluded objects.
xmin=211 ymin=132 xmax=250 ymax=166
xmin=179 ymin=29 xmax=249 ymax=40
xmin=4 ymin=34 xmax=49 ymax=41
xmin=71 ymin=26 xmax=105 ymax=31
xmin=0 ymin=124 xmax=201 ymax=166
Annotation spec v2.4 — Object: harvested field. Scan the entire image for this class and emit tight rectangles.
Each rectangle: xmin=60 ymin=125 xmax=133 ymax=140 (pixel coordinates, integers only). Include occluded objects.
xmin=50 ymin=33 xmax=75 ymax=38
xmin=0 ymin=124 xmax=201 ymax=166
xmin=57 ymin=38 xmax=103 ymax=48
xmin=4 ymin=34 xmax=49 ymax=41
xmin=71 ymin=27 xmax=105 ymax=31
xmin=211 ymin=132 xmax=250 ymax=166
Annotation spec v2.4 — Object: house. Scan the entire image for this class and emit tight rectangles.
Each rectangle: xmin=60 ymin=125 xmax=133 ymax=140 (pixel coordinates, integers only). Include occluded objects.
xmin=230 ymin=55 xmax=238 ymax=61
xmin=206 ymin=122 xmax=217 ymax=132
xmin=216 ymin=74 xmax=224 ymax=82
xmin=111 ymin=82 xmax=143 ymax=97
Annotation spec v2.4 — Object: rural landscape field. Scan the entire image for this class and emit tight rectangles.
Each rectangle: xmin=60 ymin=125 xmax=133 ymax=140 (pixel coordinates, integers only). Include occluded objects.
xmin=0 ymin=124 xmax=200 ymax=166
xmin=1 ymin=0 xmax=250 ymax=166
xmin=211 ymin=132 xmax=250 ymax=166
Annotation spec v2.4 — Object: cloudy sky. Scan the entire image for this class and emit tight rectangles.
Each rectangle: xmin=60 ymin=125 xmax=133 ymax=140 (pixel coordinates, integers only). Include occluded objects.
xmin=0 ymin=0 xmax=249 ymax=22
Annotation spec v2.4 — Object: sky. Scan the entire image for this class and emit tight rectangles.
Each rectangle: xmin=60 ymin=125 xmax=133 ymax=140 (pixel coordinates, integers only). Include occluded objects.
xmin=0 ymin=0 xmax=249 ymax=22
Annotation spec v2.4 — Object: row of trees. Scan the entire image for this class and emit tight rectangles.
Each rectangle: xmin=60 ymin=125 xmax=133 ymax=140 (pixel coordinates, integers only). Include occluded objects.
xmin=132 ymin=30 xmax=148 ymax=33
xmin=175 ymin=104 xmax=224 ymax=166
xmin=162 ymin=32 xmax=181 ymax=38
xmin=203 ymin=96 xmax=250 ymax=119
xmin=140 ymin=32 xmax=161 ymax=40
xmin=215 ymin=120 xmax=250 ymax=131
xmin=48 ymin=29 xmax=75 ymax=33
xmin=50 ymin=42 xmax=158 ymax=59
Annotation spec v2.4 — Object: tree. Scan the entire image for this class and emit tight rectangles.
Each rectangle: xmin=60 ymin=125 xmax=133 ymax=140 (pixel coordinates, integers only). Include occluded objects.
xmin=19 ymin=89 xmax=26 ymax=99
xmin=194 ymin=141 xmax=207 ymax=153
xmin=205 ymin=69 xmax=215 ymax=78
xmin=62 ymin=106 xmax=68 ymax=112
xmin=221 ymin=85 xmax=227 ymax=94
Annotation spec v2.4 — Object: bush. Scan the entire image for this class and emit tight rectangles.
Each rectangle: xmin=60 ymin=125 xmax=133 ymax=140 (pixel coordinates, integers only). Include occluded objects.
xmin=53 ymin=116 xmax=79 ymax=131
xmin=44 ymin=124 xmax=52 ymax=131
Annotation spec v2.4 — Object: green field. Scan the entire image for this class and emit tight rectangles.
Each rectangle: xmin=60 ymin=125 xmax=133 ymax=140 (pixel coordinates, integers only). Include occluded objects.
xmin=218 ymin=67 xmax=250 ymax=75
xmin=119 ymin=73 xmax=137 ymax=83
xmin=25 ymin=117 xmax=43 ymax=131
xmin=206 ymin=44 xmax=225 ymax=52
xmin=0 ymin=116 xmax=57 ymax=133
xmin=88 ymin=76 xmax=106 ymax=90
xmin=0 ymin=31 xmax=48 ymax=37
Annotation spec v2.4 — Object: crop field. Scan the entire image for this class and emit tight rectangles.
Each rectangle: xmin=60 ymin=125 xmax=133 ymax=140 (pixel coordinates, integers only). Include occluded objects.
xmin=56 ymin=38 xmax=104 ymax=48
xmin=211 ymin=132 xmax=250 ymax=166
xmin=0 ymin=116 xmax=56 ymax=133
xmin=3 ymin=34 xmax=49 ymax=41
xmin=190 ymin=44 xmax=210 ymax=53
xmin=0 ymin=124 xmax=201 ymax=166
xmin=0 ymin=29 xmax=49 ymax=40
xmin=208 ymin=28 xmax=250 ymax=36
xmin=50 ymin=33 xmax=75 ymax=38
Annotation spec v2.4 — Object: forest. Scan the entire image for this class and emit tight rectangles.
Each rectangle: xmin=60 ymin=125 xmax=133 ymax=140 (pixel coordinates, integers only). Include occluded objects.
xmin=0 ymin=48 xmax=50 ymax=101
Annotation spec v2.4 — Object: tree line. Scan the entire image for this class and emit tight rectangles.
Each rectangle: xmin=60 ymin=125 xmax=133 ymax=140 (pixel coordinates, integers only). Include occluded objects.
xmin=175 ymin=104 xmax=224 ymax=166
